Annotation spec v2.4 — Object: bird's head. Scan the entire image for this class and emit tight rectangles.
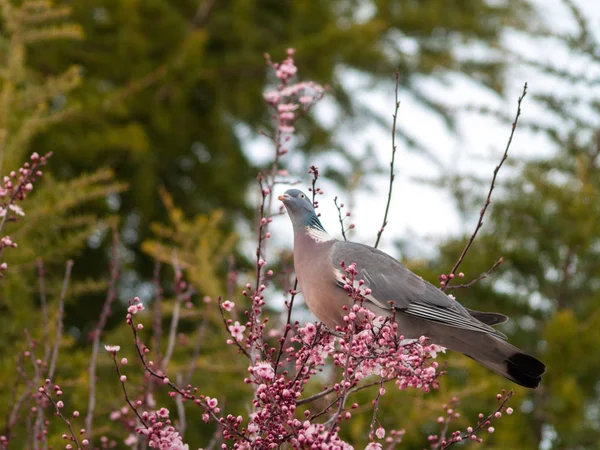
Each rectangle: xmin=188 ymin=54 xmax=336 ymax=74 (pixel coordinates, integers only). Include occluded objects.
xmin=278 ymin=189 xmax=326 ymax=232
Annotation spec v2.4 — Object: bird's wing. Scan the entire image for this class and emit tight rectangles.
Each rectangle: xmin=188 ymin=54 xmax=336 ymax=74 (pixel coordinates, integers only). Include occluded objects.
xmin=330 ymin=241 xmax=507 ymax=340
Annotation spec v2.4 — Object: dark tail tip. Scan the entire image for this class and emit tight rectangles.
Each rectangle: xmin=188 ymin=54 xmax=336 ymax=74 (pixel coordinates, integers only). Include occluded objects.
xmin=507 ymin=352 xmax=546 ymax=388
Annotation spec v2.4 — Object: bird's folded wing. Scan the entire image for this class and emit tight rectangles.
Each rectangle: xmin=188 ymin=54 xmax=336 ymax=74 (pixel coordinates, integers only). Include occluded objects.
xmin=330 ymin=241 xmax=506 ymax=340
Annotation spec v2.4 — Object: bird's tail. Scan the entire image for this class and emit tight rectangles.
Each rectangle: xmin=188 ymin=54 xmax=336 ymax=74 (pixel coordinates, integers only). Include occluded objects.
xmin=431 ymin=326 xmax=546 ymax=388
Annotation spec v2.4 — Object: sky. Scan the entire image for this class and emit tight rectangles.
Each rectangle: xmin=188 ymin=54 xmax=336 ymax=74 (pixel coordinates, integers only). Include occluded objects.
xmin=242 ymin=0 xmax=599 ymax=268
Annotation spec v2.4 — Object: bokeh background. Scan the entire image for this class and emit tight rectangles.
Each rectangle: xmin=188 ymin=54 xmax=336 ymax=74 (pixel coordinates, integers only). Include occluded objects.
xmin=0 ymin=0 xmax=599 ymax=448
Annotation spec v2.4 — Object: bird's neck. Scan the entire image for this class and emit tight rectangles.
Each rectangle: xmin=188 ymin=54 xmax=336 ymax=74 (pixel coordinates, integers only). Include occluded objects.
xmin=304 ymin=224 xmax=334 ymax=243
xmin=291 ymin=212 xmax=334 ymax=243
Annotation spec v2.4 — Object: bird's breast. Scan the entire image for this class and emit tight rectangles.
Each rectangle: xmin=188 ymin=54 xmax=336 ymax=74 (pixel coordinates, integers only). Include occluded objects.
xmin=294 ymin=241 xmax=349 ymax=328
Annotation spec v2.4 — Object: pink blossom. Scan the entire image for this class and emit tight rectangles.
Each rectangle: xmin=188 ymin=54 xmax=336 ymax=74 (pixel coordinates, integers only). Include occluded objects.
xmin=127 ymin=302 xmax=145 ymax=314
xmin=278 ymin=125 xmax=295 ymax=133
xmin=8 ymin=204 xmax=24 ymax=216
xmin=104 ymin=345 xmax=120 ymax=353
xmin=252 ymin=361 xmax=275 ymax=381
xmin=124 ymin=434 xmax=137 ymax=446
xmin=365 ymin=443 xmax=382 ymax=450
xmin=156 ymin=408 xmax=169 ymax=419
xmin=228 ymin=321 xmax=246 ymax=342
xmin=263 ymin=91 xmax=280 ymax=104
xmin=222 ymin=300 xmax=234 ymax=312
xmin=205 ymin=396 xmax=218 ymax=408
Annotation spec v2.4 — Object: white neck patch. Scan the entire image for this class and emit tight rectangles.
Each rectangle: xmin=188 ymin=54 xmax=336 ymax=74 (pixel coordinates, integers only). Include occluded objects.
xmin=305 ymin=226 xmax=334 ymax=243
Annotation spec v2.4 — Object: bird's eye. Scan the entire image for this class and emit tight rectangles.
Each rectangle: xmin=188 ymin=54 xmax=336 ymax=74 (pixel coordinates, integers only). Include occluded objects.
xmin=299 ymin=194 xmax=305 ymax=199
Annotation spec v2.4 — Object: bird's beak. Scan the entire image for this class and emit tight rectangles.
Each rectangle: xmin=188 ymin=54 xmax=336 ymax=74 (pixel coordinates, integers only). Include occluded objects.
xmin=278 ymin=194 xmax=290 ymax=202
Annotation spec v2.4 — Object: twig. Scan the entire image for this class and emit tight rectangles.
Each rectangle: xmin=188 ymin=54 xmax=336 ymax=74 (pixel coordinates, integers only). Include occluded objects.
xmin=152 ymin=259 xmax=163 ymax=365
xmin=183 ymin=316 xmax=208 ymax=385
xmin=368 ymin=377 xmax=386 ymax=440
xmin=24 ymin=330 xmax=44 ymax=450
xmin=440 ymin=390 xmax=514 ymax=449
xmin=3 ymin=350 xmax=28 ymax=438
xmin=126 ymin=317 xmax=251 ymax=443
xmin=374 ymin=69 xmax=401 ymax=249
xmin=85 ymin=226 xmax=120 ymax=441
xmin=161 ymin=254 xmax=184 ymax=371
xmin=274 ymin=279 xmax=298 ymax=374
xmin=48 ymin=260 xmax=73 ymax=380
xmin=36 ymin=258 xmax=50 ymax=363
xmin=40 ymin=391 xmax=82 ymax=450
xmin=175 ymin=374 xmax=186 ymax=438
xmin=443 ymin=83 xmax=527 ymax=290
xmin=334 ymin=197 xmax=348 ymax=241
xmin=445 ymin=257 xmax=504 ymax=290
xmin=110 ymin=353 xmax=149 ymax=429
xmin=217 ymin=297 xmax=250 ymax=359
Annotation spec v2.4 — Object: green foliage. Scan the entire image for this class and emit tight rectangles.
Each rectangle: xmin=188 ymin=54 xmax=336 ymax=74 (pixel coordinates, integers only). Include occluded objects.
xmin=142 ymin=187 xmax=237 ymax=298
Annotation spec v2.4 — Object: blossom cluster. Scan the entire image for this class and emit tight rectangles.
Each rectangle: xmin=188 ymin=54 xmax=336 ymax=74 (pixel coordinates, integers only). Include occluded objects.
xmin=264 ymin=48 xmax=325 ymax=135
xmin=137 ymin=408 xmax=188 ymax=450
xmin=0 ymin=151 xmax=51 ymax=272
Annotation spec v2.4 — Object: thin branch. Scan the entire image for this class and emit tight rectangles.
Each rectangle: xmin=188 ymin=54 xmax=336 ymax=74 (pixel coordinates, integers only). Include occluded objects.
xmin=274 ymin=279 xmax=298 ymax=375
xmin=334 ymin=197 xmax=348 ymax=241
xmin=441 ymin=390 xmax=514 ymax=449
xmin=445 ymin=257 xmax=504 ymax=290
xmin=85 ymin=226 xmax=120 ymax=441
xmin=374 ymin=69 xmax=401 ymax=249
xmin=152 ymin=259 xmax=163 ymax=365
xmin=40 ymin=391 xmax=82 ymax=450
xmin=218 ymin=297 xmax=250 ymax=359
xmin=36 ymin=258 xmax=50 ymax=363
xmin=161 ymin=254 xmax=184 ymax=371
xmin=24 ymin=330 xmax=44 ymax=450
xmin=183 ymin=316 xmax=208 ymax=386
xmin=48 ymin=260 xmax=73 ymax=380
xmin=369 ymin=377 xmax=386 ymax=440
xmin=110 ymin=353 xmax=149 ymax=429
xmin=127 ymin=317 xmax=251 ymax=443
xmin=443 ymin=83 xmax=527 ymax=290
xmin=175 ymin=374 xmax=186 ymax=438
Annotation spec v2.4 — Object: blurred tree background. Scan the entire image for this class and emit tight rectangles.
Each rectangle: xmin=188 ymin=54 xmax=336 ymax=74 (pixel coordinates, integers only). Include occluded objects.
xmin=0 ymin=0 xmax=597 ymax=448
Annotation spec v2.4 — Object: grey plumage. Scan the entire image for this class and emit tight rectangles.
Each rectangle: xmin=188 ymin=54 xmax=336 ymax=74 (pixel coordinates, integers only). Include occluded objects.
xmin=279 ymin=189 xmax=546 ymax=388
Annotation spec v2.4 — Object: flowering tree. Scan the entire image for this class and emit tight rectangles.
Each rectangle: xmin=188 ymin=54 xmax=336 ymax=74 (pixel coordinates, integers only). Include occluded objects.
xmin=0 ymin=51 xmax=518 ymax=450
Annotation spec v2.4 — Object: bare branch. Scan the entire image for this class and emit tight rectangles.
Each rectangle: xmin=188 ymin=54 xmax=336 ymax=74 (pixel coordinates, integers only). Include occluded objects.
xmin=48 ymin=259 xmax=73 ymax=380
xmin=445 ymin=257 xmax=504 ymax=290
xmin=374 ymin=69 xmax=401 ymax=249
xmin=443 ymin=83 xmax=527 ymax=290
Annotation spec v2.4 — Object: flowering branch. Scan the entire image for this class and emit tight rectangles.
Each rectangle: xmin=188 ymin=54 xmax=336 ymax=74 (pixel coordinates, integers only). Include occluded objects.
xmin=445 ymin=257 xmax=504 ymax=290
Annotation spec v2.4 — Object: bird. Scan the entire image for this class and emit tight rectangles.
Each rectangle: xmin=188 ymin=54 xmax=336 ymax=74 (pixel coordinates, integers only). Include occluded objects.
xmin=279 ymin=188 xmax=546 ymax=388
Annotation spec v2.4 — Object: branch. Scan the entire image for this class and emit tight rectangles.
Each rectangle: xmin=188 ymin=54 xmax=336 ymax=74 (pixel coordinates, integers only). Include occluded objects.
xmin=334 ymin=197 xmax=348 ymax=241
xmin=445 ymin=257 xmax=504 ymax=290
xmin=374 ymin=69 xmax=401 ymax=249
xmin=443 ymin=83 xmax=527 ymax=290
xmin=274 ymin=279 xmax=298 ymax=374
xmin=85 ymin=226 xmax=119 ymax=441
xmin=48 ymin=259 xmax=73 ymax=380
xmin=36 ymin=258 xmax=50 ymax=363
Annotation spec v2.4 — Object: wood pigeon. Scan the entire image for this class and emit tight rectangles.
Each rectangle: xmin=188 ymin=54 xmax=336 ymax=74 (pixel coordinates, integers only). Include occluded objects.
xmin=279 ymin=189 xmax=546 ymax=388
